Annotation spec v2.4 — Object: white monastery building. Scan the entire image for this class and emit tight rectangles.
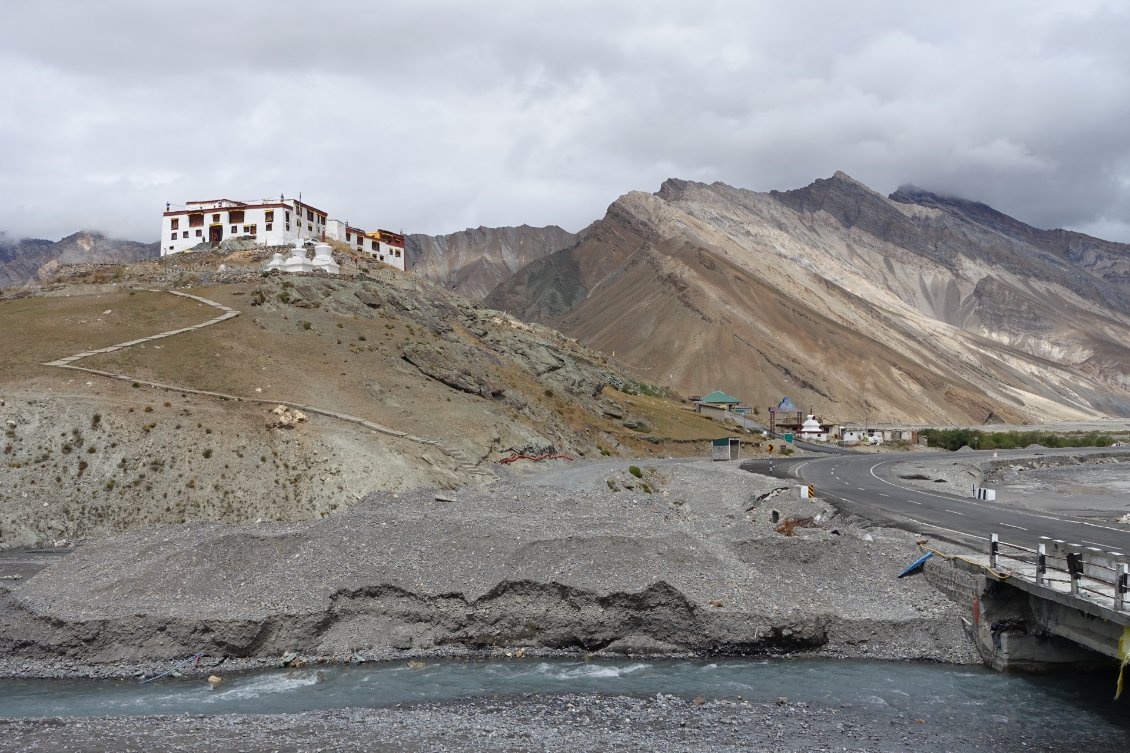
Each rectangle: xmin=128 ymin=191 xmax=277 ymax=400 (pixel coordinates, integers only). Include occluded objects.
xmin=161 ymin=196 xmax=406 ymax=271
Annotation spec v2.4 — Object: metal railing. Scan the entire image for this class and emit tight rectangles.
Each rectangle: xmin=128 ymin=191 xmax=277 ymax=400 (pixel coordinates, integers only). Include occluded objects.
xmin=989 ymin=533 xmax=1129 ymax=613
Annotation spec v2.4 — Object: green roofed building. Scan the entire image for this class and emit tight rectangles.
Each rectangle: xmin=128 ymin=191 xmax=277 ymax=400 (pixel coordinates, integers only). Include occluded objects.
xmin=698 ymin=390 xmax=741 ymax=412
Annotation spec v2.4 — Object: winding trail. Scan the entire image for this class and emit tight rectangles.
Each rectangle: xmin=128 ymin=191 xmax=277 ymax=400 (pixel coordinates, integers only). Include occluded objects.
xmin=42 ymin=288 xmax=492 ymax=480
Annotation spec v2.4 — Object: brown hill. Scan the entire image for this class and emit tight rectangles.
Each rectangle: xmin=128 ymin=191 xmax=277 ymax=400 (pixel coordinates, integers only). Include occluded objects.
xmin=486 ymin=174 xmax=1130 ymax=423
xmin=0 ymin=253 xmax=730 ymax=549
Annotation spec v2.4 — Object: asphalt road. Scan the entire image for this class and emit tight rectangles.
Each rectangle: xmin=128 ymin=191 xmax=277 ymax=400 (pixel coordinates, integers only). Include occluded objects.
xmin=741 ymin=447 xmax=1130 ymax=555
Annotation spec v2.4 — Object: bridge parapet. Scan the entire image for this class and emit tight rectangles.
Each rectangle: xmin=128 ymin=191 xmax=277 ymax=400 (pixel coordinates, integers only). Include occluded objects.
xmin=989 ymin=534 xmax=1130 ymax=616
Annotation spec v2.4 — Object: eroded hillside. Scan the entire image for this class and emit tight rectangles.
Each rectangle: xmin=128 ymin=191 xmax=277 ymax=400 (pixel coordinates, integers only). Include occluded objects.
xmin=0 ymin=255 xmax=732 ymax=548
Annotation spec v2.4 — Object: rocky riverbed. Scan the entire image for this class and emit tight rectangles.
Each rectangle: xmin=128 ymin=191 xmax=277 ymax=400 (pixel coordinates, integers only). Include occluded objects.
xmin=0 ymin=692 xmax=1082 ymax=753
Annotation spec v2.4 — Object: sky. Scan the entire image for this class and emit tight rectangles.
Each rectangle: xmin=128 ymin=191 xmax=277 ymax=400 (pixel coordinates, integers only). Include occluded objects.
xmin=2 ymin=0 xmax=1129 ymax=243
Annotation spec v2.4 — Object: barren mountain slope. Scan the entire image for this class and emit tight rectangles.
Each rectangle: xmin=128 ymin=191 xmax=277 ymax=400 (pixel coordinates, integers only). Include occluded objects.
xmin=408 ymin=225 xmax=576 ymax=300
xmin=488 ymin=174 xmax=1130 ymax=423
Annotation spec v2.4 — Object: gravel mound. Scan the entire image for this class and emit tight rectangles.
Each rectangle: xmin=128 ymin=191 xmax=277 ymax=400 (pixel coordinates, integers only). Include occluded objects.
xmin=0 ymin=460 xmax=977 ymax=677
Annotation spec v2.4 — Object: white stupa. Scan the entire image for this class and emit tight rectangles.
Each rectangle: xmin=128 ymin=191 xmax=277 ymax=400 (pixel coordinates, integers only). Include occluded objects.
xmin=800 ymin=414 xmax=828 ymax=441
xmin=265 ymin=252 xmax=286 ymax=271
xmin=283 ymin=239 xmax=314 ymax=273
xmin=310 ymin=242 xmax=340 ymax=275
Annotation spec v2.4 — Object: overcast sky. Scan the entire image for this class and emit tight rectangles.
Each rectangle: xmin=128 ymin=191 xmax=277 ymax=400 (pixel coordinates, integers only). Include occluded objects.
xmin=2 ymin=0 xmax=1128 ymax=243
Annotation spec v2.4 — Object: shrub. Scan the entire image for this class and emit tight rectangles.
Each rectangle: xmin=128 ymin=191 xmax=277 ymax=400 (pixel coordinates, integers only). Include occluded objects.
xmin=628 ymin=465 xmax=642 ymax=478
xmin=131 ymin=382 xmax=140 ymax=388
xmin=776 ymin=516 xmax=818 ymax=536
xmin=202 ymin=448 xmax=213 ymax=459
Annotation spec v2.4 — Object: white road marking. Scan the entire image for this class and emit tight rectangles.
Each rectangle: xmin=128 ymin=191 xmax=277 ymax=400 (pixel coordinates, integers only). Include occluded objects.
xmin=1082 ymin=540 xmax=1108 ymax=548
xmin=944 ymin=510 xmax=965 ymax=516
xmin=879 ymin=493 xmax=889 ymax=497
xmin=908 ymin=500 xmax=922 ymax=505
xmin=1079 ymin=521 xmax=1130 ymax=533
xmin=917 ymin=522 xmax=990 ymax=542
xmin=999 ymin=523 xmax=1028 ymax=531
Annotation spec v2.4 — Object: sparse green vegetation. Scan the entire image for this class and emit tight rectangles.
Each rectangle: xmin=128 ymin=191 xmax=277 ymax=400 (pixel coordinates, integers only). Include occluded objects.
xmin=920 ymin=428 xmax=1113 ymax=452
xmin=202 ymin=448 xmax=213 ymax=459
xmin=628 ymin=465 xmax=642 ymax=478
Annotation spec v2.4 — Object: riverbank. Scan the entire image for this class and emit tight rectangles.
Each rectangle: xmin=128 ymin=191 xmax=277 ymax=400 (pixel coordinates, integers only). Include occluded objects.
xmin=1 ymin=687 xmax=1121 ymax=753
xmin=0 ymin=459 xmax=978 ymax=680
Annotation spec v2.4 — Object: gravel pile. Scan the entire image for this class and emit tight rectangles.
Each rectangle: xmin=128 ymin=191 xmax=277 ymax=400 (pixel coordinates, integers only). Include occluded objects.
xmin=0 ymin=459 xmax=977 ymax=678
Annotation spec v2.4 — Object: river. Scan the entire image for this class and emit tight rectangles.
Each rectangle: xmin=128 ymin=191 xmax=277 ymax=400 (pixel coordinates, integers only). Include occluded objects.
xmin=1 ymin=657 xmax=1126 ymax=750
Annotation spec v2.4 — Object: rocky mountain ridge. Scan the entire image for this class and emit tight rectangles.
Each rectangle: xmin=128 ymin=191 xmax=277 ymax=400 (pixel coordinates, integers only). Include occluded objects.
xmin=0 ymin=231 xmax=158 ymax=289
xmin=486 ymin=173 xmax=1130 ymax=424
xmin=408 ymin=224 xmax=576 ymax=301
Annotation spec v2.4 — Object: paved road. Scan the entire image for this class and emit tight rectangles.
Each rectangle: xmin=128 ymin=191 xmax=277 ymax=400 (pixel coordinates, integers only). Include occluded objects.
xmin=741 ymin=447 xmax=1130 ymax=554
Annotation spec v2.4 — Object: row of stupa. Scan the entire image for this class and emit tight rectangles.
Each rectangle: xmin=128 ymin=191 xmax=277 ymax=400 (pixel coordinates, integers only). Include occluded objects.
xmin=265 ymin=239 xmax=340 ymax=275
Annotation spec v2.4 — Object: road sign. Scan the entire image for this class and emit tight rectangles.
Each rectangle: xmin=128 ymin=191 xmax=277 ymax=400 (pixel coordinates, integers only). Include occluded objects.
xmin=767 ymin=444 xmax=774 ymax=453
xmin=784 ymin=433 xmax=794 ymax=443
xmin=807 ymin=484 xmax=815 ymax=498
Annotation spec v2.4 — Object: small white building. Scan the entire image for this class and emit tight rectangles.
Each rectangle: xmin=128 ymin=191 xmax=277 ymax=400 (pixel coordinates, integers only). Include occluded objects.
xmin=842 ymin=428 xmax=883 ymax=445
xmin=161 ymin=197 xmax=329 ymax=255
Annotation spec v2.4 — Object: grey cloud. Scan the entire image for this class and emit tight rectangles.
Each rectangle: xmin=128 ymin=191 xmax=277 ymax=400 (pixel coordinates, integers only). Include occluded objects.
xmin=1 ymin=0 xmax=1128 ymax=242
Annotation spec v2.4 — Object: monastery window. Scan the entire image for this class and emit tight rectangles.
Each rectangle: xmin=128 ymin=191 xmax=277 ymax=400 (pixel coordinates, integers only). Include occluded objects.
xmin=306 ymin=208 xmax=313 ymax=221
xmin=307 ymin=223 xmax=313 ymax=231
xmin=182 ymin=231 xmax=188 ymax=238
xmin=195 ymin=229 xmax=202 ymax=237
xmin=285 ymin=211 xmax=290 ymax=222
xmin=229 ymin=210 xmax=245 ymax=224
xmin=265 ymin=210 xmax=274 ymax=223
xmin=213 ymin=214 xmax=221 ymax=223
xmin=285 ymin=223 xmax=291 ymax=231
xmin=231 ymin=225 xmax=238 ymax=234
xmin=171 ymin=218 xmax=180 ymax=230
xmin=395 ymin=249 xmax=401 ymax=257
xmin=249 ymin=224 xmax=257 ymax=236
xmin=265 ymin=223 xmax=273 ymax=231
xmin=189 ymin=214 xmax=204 ymax=227
xmin=170 ymin=232 xmax=177 ymax=240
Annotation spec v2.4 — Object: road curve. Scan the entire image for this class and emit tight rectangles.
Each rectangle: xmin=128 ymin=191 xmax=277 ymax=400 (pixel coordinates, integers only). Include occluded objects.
xmin=741 ymin=448 xmax=1130 ymax=553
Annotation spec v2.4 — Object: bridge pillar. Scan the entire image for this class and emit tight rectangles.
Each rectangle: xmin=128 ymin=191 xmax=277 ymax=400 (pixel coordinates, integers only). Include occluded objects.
xmin=971 ymin=580 xmax=1105 ymax=672
xmin=926 ymin=556 xmax=1114 ymax=672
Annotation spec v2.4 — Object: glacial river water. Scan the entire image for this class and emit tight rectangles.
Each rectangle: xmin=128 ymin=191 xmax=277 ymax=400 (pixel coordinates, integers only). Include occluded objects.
xmin=1 ymin=658 xmax=1127 ymax=748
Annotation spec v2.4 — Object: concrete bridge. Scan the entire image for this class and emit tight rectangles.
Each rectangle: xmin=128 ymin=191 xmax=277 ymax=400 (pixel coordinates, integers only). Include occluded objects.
xmin=927 ymin=533 xmax=1130 ymax=674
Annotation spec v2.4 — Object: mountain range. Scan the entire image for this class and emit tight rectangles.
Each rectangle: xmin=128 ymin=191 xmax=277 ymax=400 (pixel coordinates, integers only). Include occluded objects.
xmin=0 ymin=231 xmax=158 ymax=289
xmin=472 ymin=173 xmax=1130 ymax=424
xmin=8 ymin=173 xmax=1129 ymax=426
